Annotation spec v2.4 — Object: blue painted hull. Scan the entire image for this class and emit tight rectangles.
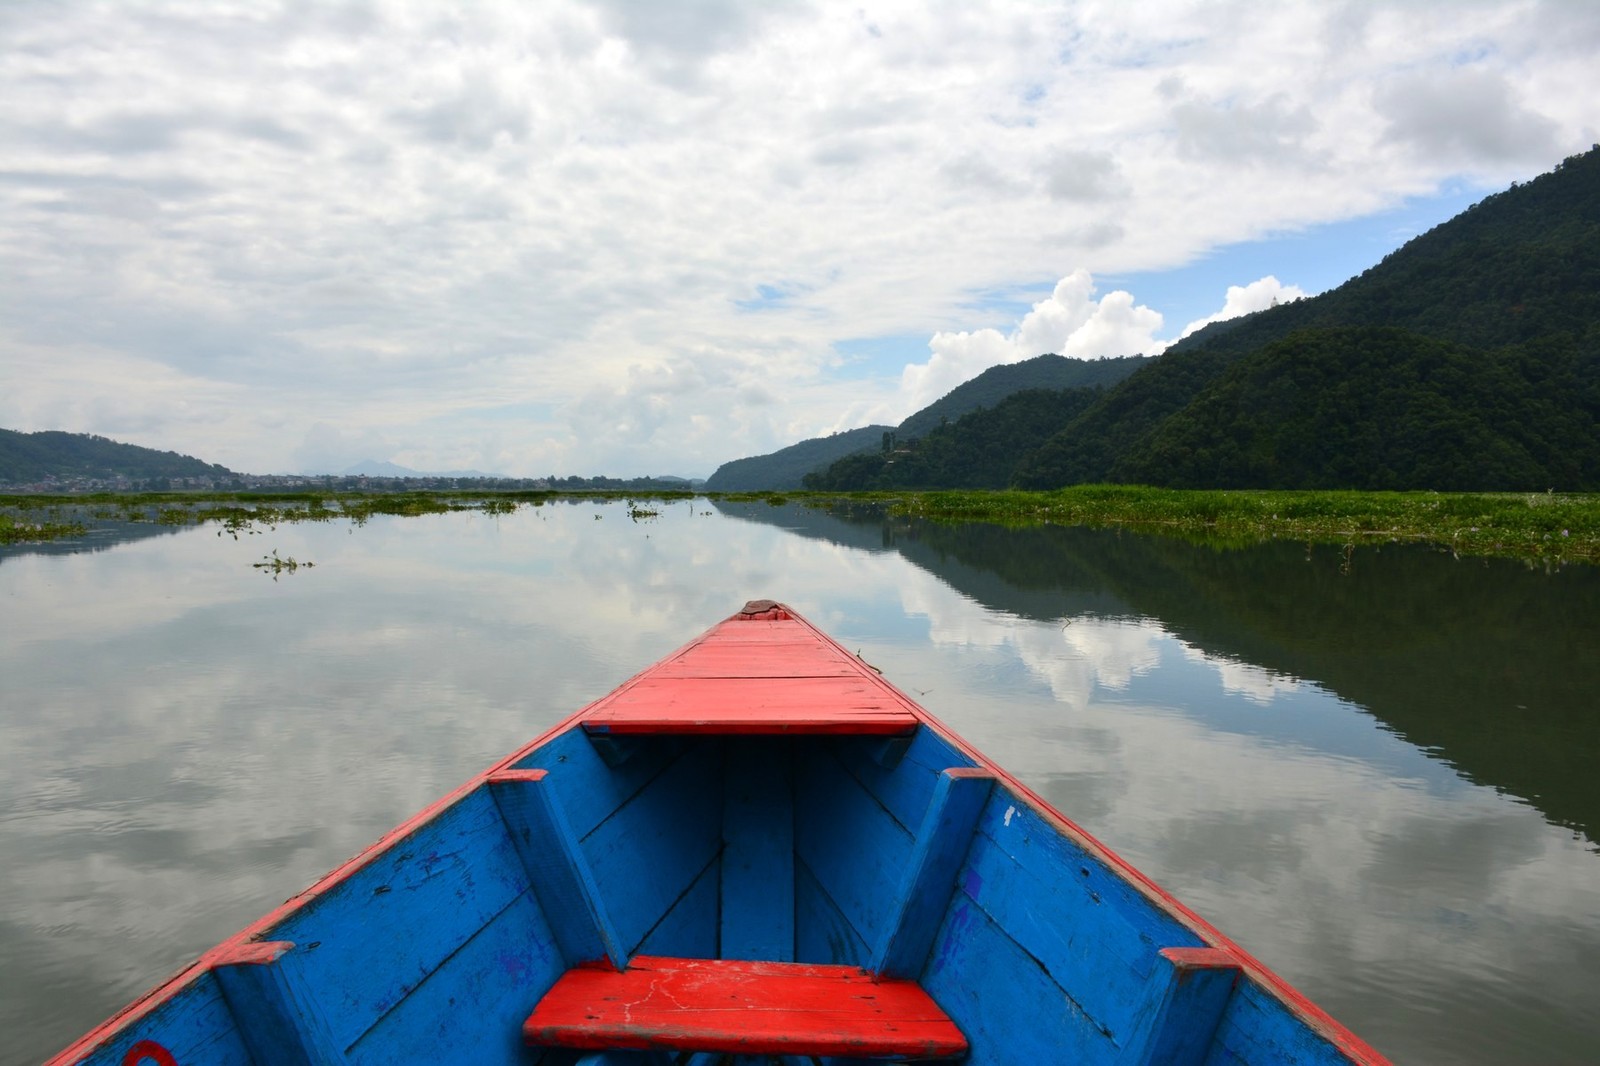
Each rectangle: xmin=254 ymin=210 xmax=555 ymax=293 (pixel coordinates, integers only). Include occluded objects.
xmin=52 ymin=604 xmax=1389 ymax=1065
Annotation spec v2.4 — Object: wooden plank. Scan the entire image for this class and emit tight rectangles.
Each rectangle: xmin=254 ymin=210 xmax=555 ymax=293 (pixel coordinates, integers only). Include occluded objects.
xmin=583 ymin=677 xmax=918 ymax=735
xmin=634 ymin=856 xmax=720 ymax=959
xmin=579 ymin=741 xmax=724 ymax=956
xmin=1116 ymin=947 xmax=1241 ymax=1065
xmin=267 ymin=785 xmax=536 ymax=1052
xmin=828 ymin=729 xmax=973 ymax=836
xmin=508 ymin=729 xmax=689 ymax=841
xmin=871 ymin=768 xmax=995 ymax=979
xmin=793 ymin=754 xmax=913 ymax=956
xmin=948 ymin=805 xmax=1188 ymax=1045
xmin=489 ymin=769 xmax=627 ymax=971
xmin=795 ymin=858 xmax=871 ymax=967
xmin=55 ymin=971 xmax=256 ymax=1066
xmin=1205 ymin=978 xmax=1363 ymax=1066
xmin=721 ymin=738 xmax=795 ymax=961
xmin=212 ymin=941 xmax=343 ymax=1066
xmin=343 ymin=891 xmax=563 ymax=1066
xmin=523 ymin=956 xmax=967 ymax=1060
xmin=918 ymin=897 xmax=1111 ymax=1065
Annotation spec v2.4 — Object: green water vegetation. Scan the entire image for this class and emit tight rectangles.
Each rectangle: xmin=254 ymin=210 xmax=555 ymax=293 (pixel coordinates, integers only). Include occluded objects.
xmin=0 ymin=510 xmax=86 ymax=544
xmin=253 ymin=550 xmax=312 ymax=576
xmin=845 ymin=486 xmax=1600 ymax=565
xmin=0 ymin=489 xmax=701 ymax=546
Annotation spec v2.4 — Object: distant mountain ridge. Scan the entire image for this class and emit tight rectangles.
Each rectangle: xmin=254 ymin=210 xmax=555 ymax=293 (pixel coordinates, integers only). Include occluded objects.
xmin=703 ymin=353 xmax=1153 ymax=491
xmin=0 ymin=429 xmax=234 ymax=484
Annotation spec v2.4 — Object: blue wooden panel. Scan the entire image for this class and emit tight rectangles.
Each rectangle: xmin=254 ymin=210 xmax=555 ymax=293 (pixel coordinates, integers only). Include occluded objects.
xmin=580 ymin=741 xmax=723 ymax=956
xmin=491 ymin=770 xmax=627 ymax=971
xmin=634 ymin=854 xmax=720 ymax=959
xmin=971 ymin=796 xmax=1203 ymax=958
xmin=212 ymin=943 xmax=342 ymax=1065
xmin=67 ymin=972 xmax=255 ymax=1066
xmin=512 ymin=730 xmax=689 ymax=841
xmin=1118 ymin=948 xmax=1240 ymax=1065
xmin=345 ymin=891 xmax=563 ymax=1066
xmin=827 ymin=728 xmax=972 ymax=835
xmin=1202 ymin=979 xmax=1358 ymax=1066
xmin=871 ymin=769 xmax=994 ymax=978
xmin=268 ymin=785 xmax=535 ymax=1052
xmin=794 ymin=747 xmax=913 ymax=955
xmin=951 ymin=798 xmax=1190 ymax=1044
xmin=795 ymin=858 xmax=870 ymax=966
xmin=918 ymin=893 xmax=1111 ymax=1065
xmin=721 ymin=737 xmax=795 ymax=961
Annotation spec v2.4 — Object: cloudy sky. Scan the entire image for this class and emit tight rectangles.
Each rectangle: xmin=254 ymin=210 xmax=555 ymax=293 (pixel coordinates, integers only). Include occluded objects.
xmin=2 ymin=1 xmax=1595 ymax=477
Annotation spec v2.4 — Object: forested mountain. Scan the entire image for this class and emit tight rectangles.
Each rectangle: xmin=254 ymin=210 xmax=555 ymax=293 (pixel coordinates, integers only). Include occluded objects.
xmin=804 ymin=388 xmax=1104 ymax=490
xmin=896 ymin=353 xmax=1151 ymax=438
xmin=1108 ymin=329 xmax=1599 ymax=490
xmin=1012 ymin=145 xmax=1600 ymax=490
xmin=0 ymin=429 xmax=234 ymax=484
xmin=705 ymin=353 xmax=1150 ymax=490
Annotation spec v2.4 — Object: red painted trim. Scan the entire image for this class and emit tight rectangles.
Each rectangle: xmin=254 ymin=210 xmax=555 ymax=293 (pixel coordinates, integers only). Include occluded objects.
xmin=485 ymin=768 xmax=549 ymax=783
xmin=206 ymin=941 xmax=292 ymax=967
xmin=1160 ymin=947 xmax=1242 ymax=969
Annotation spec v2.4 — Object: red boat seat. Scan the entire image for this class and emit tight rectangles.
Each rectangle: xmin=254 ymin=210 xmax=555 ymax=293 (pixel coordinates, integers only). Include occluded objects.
xmin=523 ymin=955 xmax=968 ymax=1060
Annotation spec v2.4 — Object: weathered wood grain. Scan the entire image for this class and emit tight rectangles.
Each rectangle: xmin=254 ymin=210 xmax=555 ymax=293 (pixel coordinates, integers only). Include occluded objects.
xmin=524 ymin=956 xmax=967 ymax=1060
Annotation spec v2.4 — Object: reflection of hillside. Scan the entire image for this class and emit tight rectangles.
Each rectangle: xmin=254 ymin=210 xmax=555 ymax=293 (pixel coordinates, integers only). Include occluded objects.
xmin=716 ymin=499 xmax=1600 ymax=843
xmin=0 ymin=520 xmax=186 ymax=565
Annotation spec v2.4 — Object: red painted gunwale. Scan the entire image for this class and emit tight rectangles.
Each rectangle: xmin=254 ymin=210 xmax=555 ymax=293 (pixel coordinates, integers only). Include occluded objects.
xmin=48 ymin=601 xmax=1392 ymax=1066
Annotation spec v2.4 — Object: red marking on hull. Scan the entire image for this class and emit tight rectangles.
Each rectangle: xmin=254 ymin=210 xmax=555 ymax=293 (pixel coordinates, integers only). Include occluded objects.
xmin=120 ymin=1041 xmax=176 ymax=1066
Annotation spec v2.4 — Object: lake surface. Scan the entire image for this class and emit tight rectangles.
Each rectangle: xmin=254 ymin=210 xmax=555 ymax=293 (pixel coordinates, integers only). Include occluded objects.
xmin=2 ymin=497 xmax=1597 ymax=1065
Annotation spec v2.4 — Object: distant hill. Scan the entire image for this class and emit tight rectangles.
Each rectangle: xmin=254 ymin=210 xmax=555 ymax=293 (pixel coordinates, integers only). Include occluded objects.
xmin=703 ymin=425 xmax=892 ymax=491
xmin=705 ymin=354 xmax=1151 ymax=491
xmin=0 ymin=429 xmax=234 ymax=484
xmin=338 ymin=460 xmax=506 ymax=478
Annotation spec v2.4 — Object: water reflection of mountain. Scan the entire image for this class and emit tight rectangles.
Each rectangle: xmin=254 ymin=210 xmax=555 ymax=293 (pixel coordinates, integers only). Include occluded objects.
xmin=0 ymin=520 xmax=186 ymax=565
xmin=713 ymin=499 xmax=1600 ymax=843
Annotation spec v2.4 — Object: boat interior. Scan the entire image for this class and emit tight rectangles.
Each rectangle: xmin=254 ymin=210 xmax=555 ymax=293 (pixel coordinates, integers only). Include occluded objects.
xmin=100 ymin=723 xmax=1355 ymax=1066
xmin=85 ymin=606 xmax=1366 ymax=1066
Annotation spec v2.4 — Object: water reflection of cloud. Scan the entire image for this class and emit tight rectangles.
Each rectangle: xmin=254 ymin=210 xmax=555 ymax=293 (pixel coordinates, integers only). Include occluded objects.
xmin=1179 ymin=643 xmax=1303 ymax=704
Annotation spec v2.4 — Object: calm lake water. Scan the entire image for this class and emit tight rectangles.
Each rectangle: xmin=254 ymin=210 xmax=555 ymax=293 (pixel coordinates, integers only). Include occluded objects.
xmin=3 ymin=497 xmax=1598 ymax=1065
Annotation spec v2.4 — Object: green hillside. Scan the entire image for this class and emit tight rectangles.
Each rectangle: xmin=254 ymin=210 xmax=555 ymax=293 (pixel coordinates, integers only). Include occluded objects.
xmin=705 ymin=353 xmax=1150 ymax=491
xmin=805 ymin=387 xmax=1104 ymax=490
xmin=0 ymin=429 xmax=234 ymax=484
xmin=703 ymin=425 xmax=892 ymax=491
xmin=896 ymin=353 xmax=1151 ymax=439
xmin=1111 ymin=328 xmax=1598 ymax=489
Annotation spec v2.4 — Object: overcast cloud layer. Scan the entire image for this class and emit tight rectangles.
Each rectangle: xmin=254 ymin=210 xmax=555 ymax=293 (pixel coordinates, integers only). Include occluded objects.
xmin=2 ymin=1 xmax=1595 ymax=477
